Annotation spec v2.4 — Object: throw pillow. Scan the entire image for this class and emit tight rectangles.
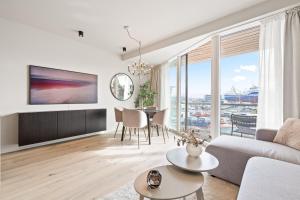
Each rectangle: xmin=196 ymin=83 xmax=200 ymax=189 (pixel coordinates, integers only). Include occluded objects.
xmin=274 ymin=118 xmax=300 ymax=150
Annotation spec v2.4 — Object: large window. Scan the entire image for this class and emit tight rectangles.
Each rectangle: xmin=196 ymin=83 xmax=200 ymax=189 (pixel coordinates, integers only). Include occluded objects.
xmin=220 ymin=27 xmax=260 ymax=137
xmin=179 ymin=55 xmax=187 ymax=131
xmin=165 ymin=25 xmax=260 ymax=139
xmin=166 ymin=60 xmax=177 ymax=130
xmin=186 ymin=41 xmax=212 ymax=139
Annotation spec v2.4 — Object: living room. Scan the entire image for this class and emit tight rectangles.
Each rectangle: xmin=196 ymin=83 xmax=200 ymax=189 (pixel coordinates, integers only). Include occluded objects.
xmin=0 ymin=0 xmax=300 ymax=200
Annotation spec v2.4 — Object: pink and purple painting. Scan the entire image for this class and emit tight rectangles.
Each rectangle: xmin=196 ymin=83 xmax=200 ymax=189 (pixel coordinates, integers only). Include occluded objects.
xmin=29 ymin=65 xmax=98 ymax=104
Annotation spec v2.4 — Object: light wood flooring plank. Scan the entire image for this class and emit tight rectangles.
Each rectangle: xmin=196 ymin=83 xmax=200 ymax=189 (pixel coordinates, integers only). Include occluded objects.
xmin=1 ymin=132 xmax=238 ymax=200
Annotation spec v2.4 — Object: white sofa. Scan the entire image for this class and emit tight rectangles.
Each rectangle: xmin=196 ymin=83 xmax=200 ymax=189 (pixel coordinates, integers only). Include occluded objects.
xmin=237 ymin=157 xmax=300 ymax=200
xmin=205 ymin=129 xmax=300 ymax=185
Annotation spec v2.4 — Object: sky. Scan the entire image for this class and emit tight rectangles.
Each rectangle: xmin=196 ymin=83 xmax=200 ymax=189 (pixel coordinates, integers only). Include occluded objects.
xmin=168 ymin=51 xmax=259 ymax=98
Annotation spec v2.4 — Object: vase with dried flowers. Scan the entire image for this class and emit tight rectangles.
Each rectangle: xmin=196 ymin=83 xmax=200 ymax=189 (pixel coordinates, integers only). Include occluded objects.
xmin=177 ymin=130 xmax=206 ymax=157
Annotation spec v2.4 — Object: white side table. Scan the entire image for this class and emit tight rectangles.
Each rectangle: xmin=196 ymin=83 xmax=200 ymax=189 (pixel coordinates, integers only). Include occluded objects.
xmin=134 ymin=165 xmax=204 ymax=200
xmin=166 ymin=148 xmax=219 ymax=172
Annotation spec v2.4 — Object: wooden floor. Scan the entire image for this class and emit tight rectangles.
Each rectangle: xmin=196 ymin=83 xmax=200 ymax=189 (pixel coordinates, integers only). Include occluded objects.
xmin=1 ymin=132 xmax=238 ymax=200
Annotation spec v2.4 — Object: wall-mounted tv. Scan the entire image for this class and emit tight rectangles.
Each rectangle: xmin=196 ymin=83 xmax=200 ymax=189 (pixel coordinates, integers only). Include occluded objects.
xmin=29 ymin=65 xmax=98 ymax=104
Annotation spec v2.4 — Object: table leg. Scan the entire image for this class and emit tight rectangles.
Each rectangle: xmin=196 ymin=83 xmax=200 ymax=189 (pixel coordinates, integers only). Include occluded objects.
xmin=121 ymin=126 xmax=125 ymax=142
xmin=147 ymin=114 xmax=151 ymax=145
xmin=139 ymin=195 xmax=144 ymax=200
xmin=196 ymin=188 xmax=204 ymax=200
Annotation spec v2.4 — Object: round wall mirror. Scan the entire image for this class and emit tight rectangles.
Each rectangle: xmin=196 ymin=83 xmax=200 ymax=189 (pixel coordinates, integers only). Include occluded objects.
xmin=110 ymin=73 xmax=134 ymax=101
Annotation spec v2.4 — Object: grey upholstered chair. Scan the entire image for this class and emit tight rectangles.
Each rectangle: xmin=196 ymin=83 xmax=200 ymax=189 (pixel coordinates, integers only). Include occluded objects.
xmin=152 ymin=109 xmax=169 ymax=143
xmin=114 ymin=107 xmax=123 ymax=138
xmin=122 ymin=108 xmax=148 ymax=148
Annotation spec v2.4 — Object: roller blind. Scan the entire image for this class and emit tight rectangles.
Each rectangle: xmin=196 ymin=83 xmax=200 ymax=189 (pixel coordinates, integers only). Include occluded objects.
xmin=188 ymin=26 xmax=260 ymax=64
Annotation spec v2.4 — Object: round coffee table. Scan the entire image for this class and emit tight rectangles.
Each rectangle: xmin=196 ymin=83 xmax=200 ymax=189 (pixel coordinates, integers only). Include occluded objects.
xmin=134 ymin=165 xmax=204 ymax=200
xmin=166 ymin=147 xmax=219 ymax=172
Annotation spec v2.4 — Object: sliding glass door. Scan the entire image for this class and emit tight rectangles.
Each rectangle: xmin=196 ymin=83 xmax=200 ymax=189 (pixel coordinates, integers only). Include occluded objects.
xmin=186 ymin=41 xmax=212 ymax=139
xmin=179 ymin=55 xmax=187 ymax=131
xmin=166 ymin=60 xmax=178 ymax=130
xmin=165 ymin=25 xmax=260 ymax=139
xmin=220 ymin=27 xmax=260 ymax=137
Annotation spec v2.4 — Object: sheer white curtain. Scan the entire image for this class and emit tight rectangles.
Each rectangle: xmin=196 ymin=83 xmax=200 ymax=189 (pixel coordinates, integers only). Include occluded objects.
xmin=283 ymin=7 xmax=300 ymax=119
xmin=159 ymin=62 xmax=170 ymax=110
xmin=257 ymin=14 xmax=285 ymax=129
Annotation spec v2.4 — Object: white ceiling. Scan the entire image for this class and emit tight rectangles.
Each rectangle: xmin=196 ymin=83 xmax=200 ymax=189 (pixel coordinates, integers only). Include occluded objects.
xmin=0 ymin=0 xmax=267 ymax=64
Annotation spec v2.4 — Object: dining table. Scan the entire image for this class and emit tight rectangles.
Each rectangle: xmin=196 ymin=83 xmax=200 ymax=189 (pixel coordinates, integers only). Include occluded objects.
xmin=120 ymin=108 xmax=161 ymax=145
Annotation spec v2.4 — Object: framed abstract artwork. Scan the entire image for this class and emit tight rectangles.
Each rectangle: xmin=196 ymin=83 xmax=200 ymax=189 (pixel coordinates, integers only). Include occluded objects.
xmin=29 ymin=65 xmax=98 ymax=104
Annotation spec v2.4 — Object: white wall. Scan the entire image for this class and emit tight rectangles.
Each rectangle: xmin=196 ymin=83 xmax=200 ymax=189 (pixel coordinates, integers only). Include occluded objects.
xmin=0 ymin=18 xmax=139 ymax=153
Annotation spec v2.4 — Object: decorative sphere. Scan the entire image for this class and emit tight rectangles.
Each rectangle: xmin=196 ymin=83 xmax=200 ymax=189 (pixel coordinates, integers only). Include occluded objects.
xmin=147 ymin=170 xmax=162 ymax=189
xmin=186 ymin=143 xmax=203 ymax=157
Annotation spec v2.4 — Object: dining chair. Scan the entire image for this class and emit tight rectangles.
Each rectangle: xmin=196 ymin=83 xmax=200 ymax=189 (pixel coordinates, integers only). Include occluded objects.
xmin=114 ymin=107 xmax=123 ymax=138
xmin=122 ymin=108 xmax=148 ymax=148
xmin=152 ymin=109 xmax=169 ymax=143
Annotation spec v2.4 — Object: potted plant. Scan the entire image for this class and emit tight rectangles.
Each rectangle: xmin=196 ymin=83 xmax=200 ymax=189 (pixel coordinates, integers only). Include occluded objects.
xmin=177 ymin=130 xmax=207 ymax=157
xmin=135 ymin=81 xmax=156 ymax=108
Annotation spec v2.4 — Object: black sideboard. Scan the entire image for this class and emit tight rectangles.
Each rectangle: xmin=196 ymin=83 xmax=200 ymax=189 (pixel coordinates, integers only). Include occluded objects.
xmin=19 ymin=109 xmax=106 ymax=146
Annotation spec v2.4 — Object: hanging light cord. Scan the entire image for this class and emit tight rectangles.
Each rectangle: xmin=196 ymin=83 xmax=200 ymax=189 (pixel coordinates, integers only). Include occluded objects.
xmin=124 ymin=26 xmax=142 ymax=64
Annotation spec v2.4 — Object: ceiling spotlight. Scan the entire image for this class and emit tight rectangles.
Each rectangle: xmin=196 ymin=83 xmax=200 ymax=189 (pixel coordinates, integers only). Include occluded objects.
xmin=78 ymin=30 xmax=84 ymax=37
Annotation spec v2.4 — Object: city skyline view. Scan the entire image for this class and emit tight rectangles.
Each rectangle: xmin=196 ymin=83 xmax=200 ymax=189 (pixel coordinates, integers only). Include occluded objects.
xmin=167 ymin=51 xmax=260 ymax=136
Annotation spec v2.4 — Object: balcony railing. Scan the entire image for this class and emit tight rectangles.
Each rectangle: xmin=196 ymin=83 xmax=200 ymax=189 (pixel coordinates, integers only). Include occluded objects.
xmin=174 ymin=102 xmax=258 ymax=140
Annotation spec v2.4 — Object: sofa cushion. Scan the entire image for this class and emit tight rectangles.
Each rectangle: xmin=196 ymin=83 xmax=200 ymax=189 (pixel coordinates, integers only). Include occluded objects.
xmin=274 ymin=118 xmax=300 ymax=151
xmin=238 ymin=157 xmax=300 ymax=200
xmin=210 ymin=135 xmax=300 ymax=165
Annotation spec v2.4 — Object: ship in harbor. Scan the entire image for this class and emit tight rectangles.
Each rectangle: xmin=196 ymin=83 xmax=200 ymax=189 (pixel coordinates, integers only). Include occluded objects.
xmin=171 ymin=86 xmax=259 ymax=132
xmin=223 ymin=86 xmax=259 ymax=104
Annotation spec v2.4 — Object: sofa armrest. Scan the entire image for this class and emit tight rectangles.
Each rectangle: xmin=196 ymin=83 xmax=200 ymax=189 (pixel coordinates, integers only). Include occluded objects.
xmin=255 ymin=129 xmax=277 ymax=142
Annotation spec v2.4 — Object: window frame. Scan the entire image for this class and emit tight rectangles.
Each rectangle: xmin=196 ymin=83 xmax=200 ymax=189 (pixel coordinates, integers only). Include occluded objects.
xmin=170 ymin=25 xmax=259 ymax=139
